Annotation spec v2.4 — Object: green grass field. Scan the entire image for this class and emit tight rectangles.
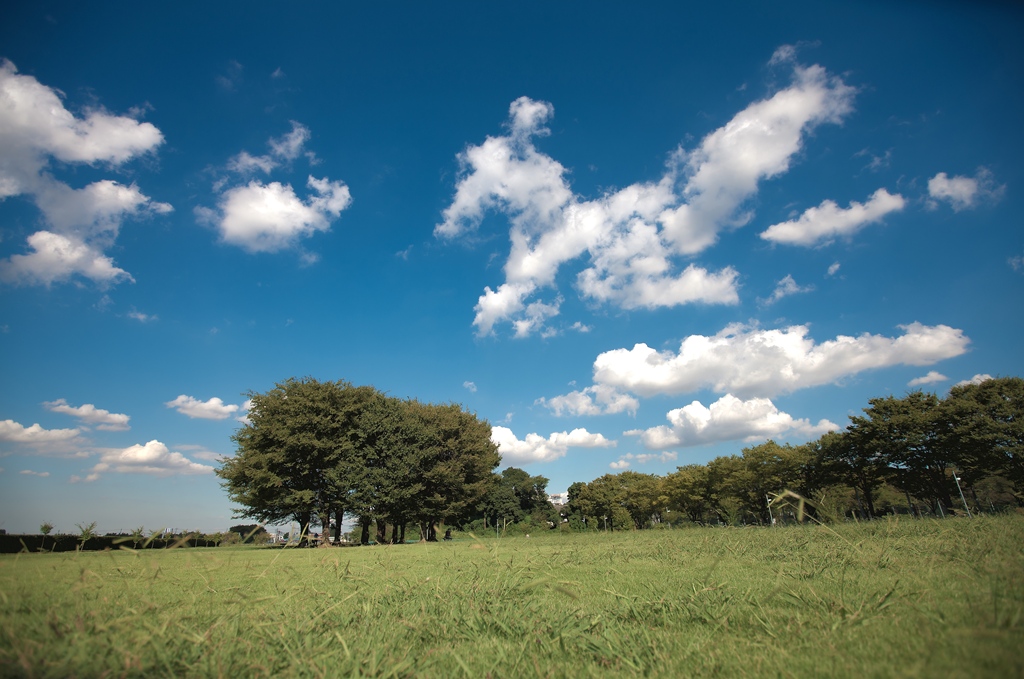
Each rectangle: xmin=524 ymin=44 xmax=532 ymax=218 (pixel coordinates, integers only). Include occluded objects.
xmin=2 ymin=516 xmax=1022 ymax=678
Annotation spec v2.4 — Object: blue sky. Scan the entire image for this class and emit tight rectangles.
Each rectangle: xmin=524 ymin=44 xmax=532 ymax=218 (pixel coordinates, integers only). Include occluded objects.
xmin=1 ymin=2 xmax=1022 ymax=534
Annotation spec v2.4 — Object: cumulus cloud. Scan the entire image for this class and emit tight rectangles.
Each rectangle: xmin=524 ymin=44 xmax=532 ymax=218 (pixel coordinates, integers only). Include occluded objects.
xmin=955 ymin=374 xmax=993 ymax=387
xmin=536 ymin=385 xmax=639 ymax=417
xmin=127 ymin=309 xmax=157 ymax=323
xmin=226 ymin=121 xmax=313 ymax=175
xmin=610 ymin=451 xmax=678 ymax=469
xmin=463 ymin=381 xmax=478 ymax=392
xmin=0 ymin=231 xmax=134 ymax=287
xmin=761 ymin=188 xmax=905 ymax=246
xmin=0 ymin=419 xmax=82 ymax=444
xmin=490 ymin=426 xmax=616 ymax=463
xmin=235 ymin=398 xmax=254 ymax=425
xmin=202 ymin=123 xmax=348 ymax=255
xmin=1010 ymin=253 xmax=1024 ymax=273
xmin=908 ymin=371 xmax=947 ymax=387
xmin=592 ymin=322 xmax=970 ymax=399
xmin=203 ymin=176 xmax=352 ymax=253
xmin=174 ymin=444 xmax=224 ymax=462
xmin=19 ymin=469 xmax=50 ymax=477
xmin=437 ymin=56 xmax=854 ymax=337
xmin=827 ymin=262 xmax=841 ymax=277
xmin=0 ymin=419 xmax=87 ymax=457
xmin=88 ymin=440 xmax=214 ymax=478
xmin=165 ymin=395 xmax=240 ymax=420
xmin=43 ymin=398 xmax=130 ymax=431
xmin=625 ymin=394 xmax=837 ymax=449
xmin=927 ymin=168 xmax=1003 ymax=211
xmin=762 ymin=274 xmax=813 ymax=305
xmin=0 ymin=60 xmax=169 ymax=287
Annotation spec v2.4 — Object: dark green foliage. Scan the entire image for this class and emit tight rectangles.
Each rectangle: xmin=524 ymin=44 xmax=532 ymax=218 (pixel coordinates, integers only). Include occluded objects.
xmin=570 ymin=377 xmax=1024 ymax=526
xmin=474 ymin=466 xmax=555 ymax=531
xmin=228 ymin=524 xmax=270 ymax=544
xmin=217 ymin=377 xmax=500 ymax=543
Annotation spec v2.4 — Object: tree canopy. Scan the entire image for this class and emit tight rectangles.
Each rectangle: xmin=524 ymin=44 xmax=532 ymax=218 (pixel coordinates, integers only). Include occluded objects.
xmin=560 ymin=377 xmax=1023 ymax=529
xmin=217 ymin=378 xmax=500 ymax=542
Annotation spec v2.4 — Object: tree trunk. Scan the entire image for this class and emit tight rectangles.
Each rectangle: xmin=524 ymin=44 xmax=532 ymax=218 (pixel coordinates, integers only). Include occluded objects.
xmin=375 ymin=518 xmax=387 ymax=544
xmin=332 ymin=510 xmax=342 ymax=544
xmin=359 ymin=517 xmax=371 ymax=545
xmin=320 ymin=508 xmax=332 ymax=545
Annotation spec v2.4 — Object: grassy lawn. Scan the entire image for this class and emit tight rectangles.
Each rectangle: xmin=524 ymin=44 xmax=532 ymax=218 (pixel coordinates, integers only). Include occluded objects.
xmin=2 ymin=515 xmax=1022 ymax=678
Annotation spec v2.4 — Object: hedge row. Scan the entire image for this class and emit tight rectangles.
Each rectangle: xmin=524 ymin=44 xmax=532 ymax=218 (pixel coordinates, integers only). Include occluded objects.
xmin=0 ymin=534 xmax=221 ymax=554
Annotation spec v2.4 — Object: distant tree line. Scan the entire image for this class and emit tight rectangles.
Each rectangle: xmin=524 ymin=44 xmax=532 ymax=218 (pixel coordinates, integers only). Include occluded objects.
xmin=217 ymin=378 xmax=501 ymax=544
xmin=562 ymin=377 xmax=1023 ymax=529
xmin=220 ymin=376 xmax=1020 ymax=539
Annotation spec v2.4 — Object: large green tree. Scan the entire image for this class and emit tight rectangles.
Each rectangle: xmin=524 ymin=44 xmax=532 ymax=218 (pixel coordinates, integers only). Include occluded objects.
xmin=662 ymin=464 xmax=712 ymax=523
xmin=402 ymin=401 xmax=501 ymax=541
xmin=851 ymin=392 xmax=955 ymax=513
xmin=808 ymin=429 xmax=890 ymax=518
xmin=942 ymin=377 xmax=1024 ymax=502
xmin=217 ymin=377 xmax=377 ymax=541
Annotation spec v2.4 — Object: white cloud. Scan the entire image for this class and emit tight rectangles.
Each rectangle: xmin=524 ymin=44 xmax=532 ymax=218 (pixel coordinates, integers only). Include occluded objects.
xmin=463 ymin=381 xmax=478 ymax=392
xmin=0 ymin=419 xmax=88 ymax=458
xmin=663 ymin=64 xmax=855 ymax=254
xmin=30 ymin=178 xmax=172 ymax=238
xmin=205 ymin=176 xmax=351 ymax=253
xmin=0 ymin=60 xmax=169 ymax=287
xmin=204 ymin=122 xmax=347 ymax=255
xmin=611 ymin=451 xmax=678 ymax=469
xmin=43 ymin=398 xmax=130 ymax=431
xmin=228 ymin=151 xmax=276 ymax=175
xmin=438 ymin=57 xmax=853 ymax=337
xmin=165 ymin=395 xmax=240 ymax=420
xmin=0 ymin=231 xmax=134 ymax=287
xmin=762 ymin=274 xmax=813 ymax=305
xmin=1010 ymin=253 xmax=1024 ymax=273
xmin=490 ymin=426 xmax=616 ymax=463
xmin=269 ymin=122 xmax=313 ymax=163
xmin=226 ymin=121 xmax=313 ymax=175
xmin=175 ymin=444 xmax=224 ymax=462
xmin=0 ymin=419 xmax=82 ymax=444
xmin=536 ymin=385 xmax=639 ymax=417
xmin=955 ymin=374 xmax=993 ymax=387
xmin=827 ymin=262 xmax=841 ymax=277
xmin=769 ymin=44 xmax=797 ymax=66
xmin=235 ymin=398 xmax=253 ymax=425
xmin=19 ymin=469 xmax=50 ymax=477
xmin=928 ymin=168 xmax=1003 ymax=211
xmin=89 ymin=440 xmax=214 ymax=477
xmin=128 ymin=309 xmax=157 ymax=323
xmin=70 ymin=473 xmax=100 ymax=483
xmin=626 ymin=394 xmax=837 ymax=449
xmin=760 ymin=188 xmax=905 ymax=246
xmin=593 ymin=321 xmax=970 ymax=399
xmin=908 ymin=371 xmax=947 ymax=387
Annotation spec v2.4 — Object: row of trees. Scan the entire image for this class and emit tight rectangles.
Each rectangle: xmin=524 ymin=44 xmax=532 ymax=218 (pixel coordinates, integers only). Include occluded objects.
xmin=217 ymin=378 xmax=501 ymax=543
xmin=221 ymin=376 xmax=1019 ymax=538
xmin=563 ymin=377 xmax=1022 ymax=528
